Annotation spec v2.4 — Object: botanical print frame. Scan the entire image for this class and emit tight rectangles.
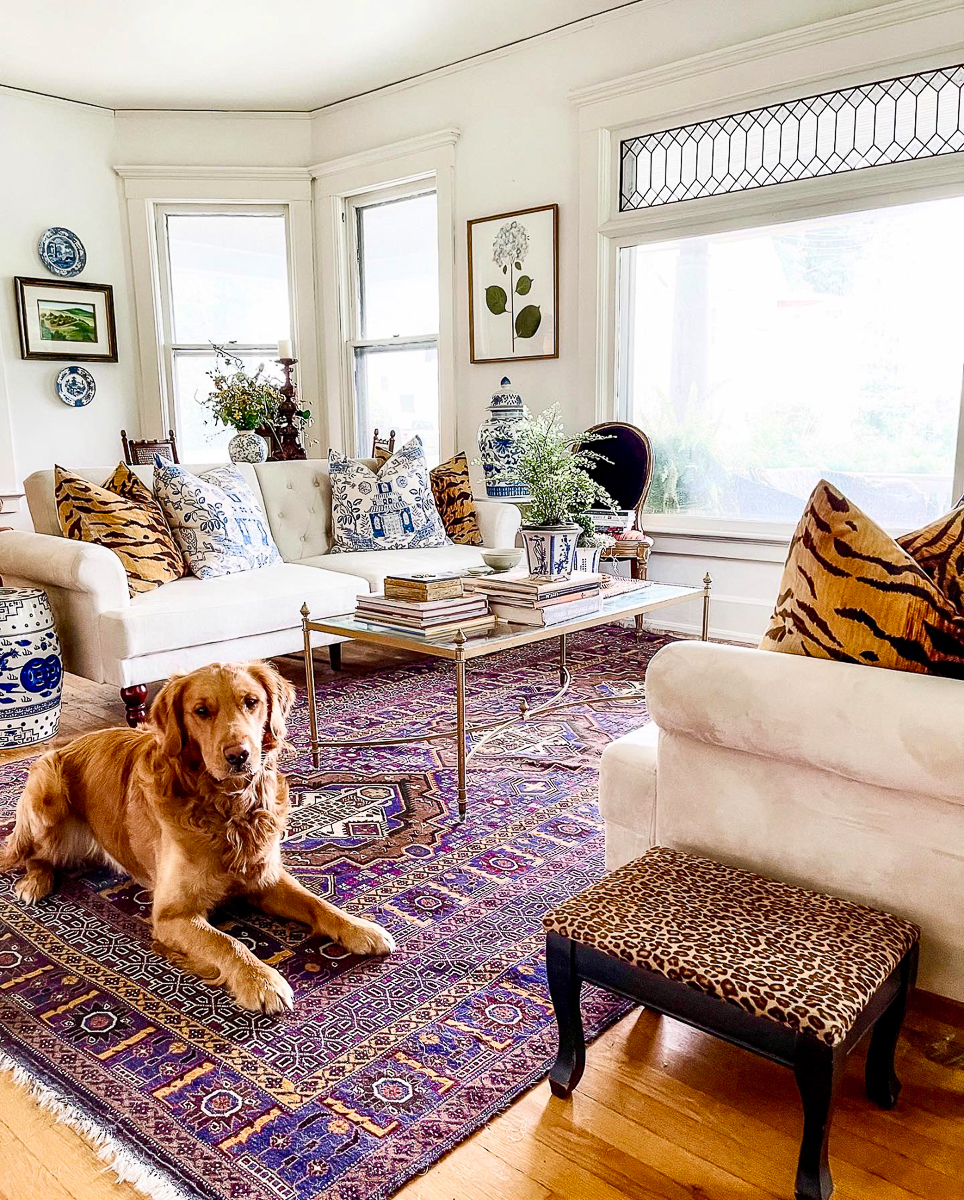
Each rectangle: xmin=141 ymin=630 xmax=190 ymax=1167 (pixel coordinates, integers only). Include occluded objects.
xmin=468 ymin=203 xmax=558 ymax=363
xmin=14 ymin=276 xmax=118 ymax=362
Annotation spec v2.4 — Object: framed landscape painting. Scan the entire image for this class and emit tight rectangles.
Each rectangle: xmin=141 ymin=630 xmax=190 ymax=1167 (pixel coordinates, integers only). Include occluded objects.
xmin=14 ymin=276 xmax=117 ymax=362
xmin=468 ymin=203 xmax=558 ymax=363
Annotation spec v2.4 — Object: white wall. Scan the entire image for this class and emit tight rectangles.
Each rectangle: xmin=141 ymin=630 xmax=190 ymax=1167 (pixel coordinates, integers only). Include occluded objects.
xmin=0 ymin=89 xmax=138 ymax=528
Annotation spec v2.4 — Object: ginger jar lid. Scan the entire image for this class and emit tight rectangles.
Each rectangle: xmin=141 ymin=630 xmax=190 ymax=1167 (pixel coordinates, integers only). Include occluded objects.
xmin=489 ymin=376 xmax=523 ymax=411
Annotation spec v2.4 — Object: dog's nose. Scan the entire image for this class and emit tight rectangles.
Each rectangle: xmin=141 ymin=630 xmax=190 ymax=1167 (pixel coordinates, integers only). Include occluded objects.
xmin=224 ymin=744 xmax=250 ymax=771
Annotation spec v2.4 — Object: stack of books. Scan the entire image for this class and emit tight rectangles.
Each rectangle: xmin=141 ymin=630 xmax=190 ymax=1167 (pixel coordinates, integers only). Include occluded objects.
xmin=467 ymin=569 xmax=603 ymax=626
xmin=356 ymin=572 xmax=496 ymax=639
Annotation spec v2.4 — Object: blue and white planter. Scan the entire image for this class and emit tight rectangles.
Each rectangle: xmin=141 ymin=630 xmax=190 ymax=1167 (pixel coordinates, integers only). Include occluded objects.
xmin=0 ymin=588 xmax=63 ymax=748
xmin=521 ymin=525 xmax=581 ymax=580
xmin=228 ymin=430 xmax=269 ymax=464
xmin=573 ymin=545 xmax=603 ymax=573
xmin=478 ymin=377 xmax=530 ymax=500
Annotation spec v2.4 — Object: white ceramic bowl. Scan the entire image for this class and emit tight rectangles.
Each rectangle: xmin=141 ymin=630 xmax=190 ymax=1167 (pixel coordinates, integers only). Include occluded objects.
xmin=481 ymin=547 xmax=523 ymax=572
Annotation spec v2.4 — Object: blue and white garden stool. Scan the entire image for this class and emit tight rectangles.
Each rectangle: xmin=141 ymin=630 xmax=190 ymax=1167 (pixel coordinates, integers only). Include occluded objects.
xmin=0 ymin=587 xmax=63 ymax=748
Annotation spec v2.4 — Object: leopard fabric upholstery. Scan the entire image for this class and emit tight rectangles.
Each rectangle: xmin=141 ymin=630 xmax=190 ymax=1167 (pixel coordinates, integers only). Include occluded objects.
xmin=543 ymin=846 xmax=919 ymax=1047
xmin=760 ymin=480 xmax=964 ymax=676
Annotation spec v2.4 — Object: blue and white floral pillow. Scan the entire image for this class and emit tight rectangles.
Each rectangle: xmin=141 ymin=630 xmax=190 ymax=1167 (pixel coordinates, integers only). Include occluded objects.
xmin=153 ymin=459 xmax=281 ymax=579
xmin=328 ymin=436 xmax=450 ymax=553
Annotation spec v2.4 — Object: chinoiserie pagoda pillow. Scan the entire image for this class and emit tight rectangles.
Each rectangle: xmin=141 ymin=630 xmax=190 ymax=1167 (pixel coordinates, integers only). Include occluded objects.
xmin=760 ymin=480 xmax=964 ymax=677
xmin=153 ymin=459 xmax=280 ymax=579
xmin=328 ymin=436 xmax=450 ymax=552
xmin=55 ymin=463 xmax=186 ymax=597
xmin=430 ymin=452 xmax=483 ymax=546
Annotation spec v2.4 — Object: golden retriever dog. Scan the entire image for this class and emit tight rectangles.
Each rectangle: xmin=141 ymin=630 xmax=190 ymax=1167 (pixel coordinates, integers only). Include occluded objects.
xmin=0 ymin=661 xmax=394 ymax=1014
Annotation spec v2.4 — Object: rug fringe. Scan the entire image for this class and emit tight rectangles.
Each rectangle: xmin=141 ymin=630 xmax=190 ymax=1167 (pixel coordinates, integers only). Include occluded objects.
xmin=0 ymin=1047 xmax=192 ymax=1200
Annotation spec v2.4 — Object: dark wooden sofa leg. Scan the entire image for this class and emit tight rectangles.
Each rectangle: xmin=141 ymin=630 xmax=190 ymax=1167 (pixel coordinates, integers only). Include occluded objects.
xmin=328 ymin=644 xmax=342 ymax=671
xmin=546 ymin=932 xmax=586 ymax=1098
xmin=121 ymin=684 xmax=149 ymax=728
xmin=793 ymin=1039 xmax=839 ymax=1200
xmin=865 ymin=944 xmax=917 ymax=1109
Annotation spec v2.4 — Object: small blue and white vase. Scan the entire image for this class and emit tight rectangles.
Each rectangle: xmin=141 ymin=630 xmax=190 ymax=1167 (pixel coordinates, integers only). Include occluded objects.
xmin=478 ymin=377 xmax=530 ymax=499
xmin=0 ymin=588 xmax=63 ymax=748
xmin=521 ymin=525 xmax=581 ymax=580
xmin=573 ymin=545 xmax=603 ymax=573
xmin=228 ymin=429 xmax=269 ymax=464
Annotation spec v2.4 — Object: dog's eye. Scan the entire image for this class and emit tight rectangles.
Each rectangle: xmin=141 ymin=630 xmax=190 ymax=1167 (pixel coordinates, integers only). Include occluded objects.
xmin=244 ymin=696 xmax=258 ymax=710
xmin=194 ymin=705 xmax=210 ymax=719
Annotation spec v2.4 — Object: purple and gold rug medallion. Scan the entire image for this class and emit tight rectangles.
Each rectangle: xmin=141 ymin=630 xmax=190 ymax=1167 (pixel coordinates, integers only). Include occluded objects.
xmin=0 ymin=625 xmax=668 ymax=1200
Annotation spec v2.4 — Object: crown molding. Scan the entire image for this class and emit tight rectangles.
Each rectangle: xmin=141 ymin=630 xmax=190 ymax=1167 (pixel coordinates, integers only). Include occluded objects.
xmin=113 ymin=109 xmax=312 ymax=120
xmin=569 ymin=0 xmax=962 ymax=108
xmin=113 ymin=164 xmax=312 ymax=181
xmin=309 ymin=128 xmax=460 ymax=179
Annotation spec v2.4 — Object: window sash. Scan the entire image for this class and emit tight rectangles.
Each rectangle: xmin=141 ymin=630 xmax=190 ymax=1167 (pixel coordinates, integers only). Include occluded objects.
xmin=342 ymin=181 xmax=441 ymax=462
xmin=153 ymin=203 xmax=295 ymax=452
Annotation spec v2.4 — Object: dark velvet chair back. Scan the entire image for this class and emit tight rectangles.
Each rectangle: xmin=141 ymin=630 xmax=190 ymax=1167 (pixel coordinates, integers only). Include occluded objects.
xmin=580 ymin=422 xmax=653 ymax=521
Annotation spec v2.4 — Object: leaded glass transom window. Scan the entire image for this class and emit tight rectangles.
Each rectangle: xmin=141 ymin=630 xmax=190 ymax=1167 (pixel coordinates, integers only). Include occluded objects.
xmin=620 ymin=64 xmax=964 ymax=211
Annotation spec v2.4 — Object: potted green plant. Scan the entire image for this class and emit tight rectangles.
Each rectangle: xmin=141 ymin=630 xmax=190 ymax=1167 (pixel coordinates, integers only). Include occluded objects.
xmin=199 ymin=344 xmax=288 ymax=463
xmin=514 ymin=406 xmax=615 ymax=578
xmin=573 ymin=522 xmax=615 ymax=573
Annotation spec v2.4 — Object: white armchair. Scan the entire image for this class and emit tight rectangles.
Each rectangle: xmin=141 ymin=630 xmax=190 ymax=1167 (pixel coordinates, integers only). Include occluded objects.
xmin=600 ymin=639 xmax=964 ymax=1001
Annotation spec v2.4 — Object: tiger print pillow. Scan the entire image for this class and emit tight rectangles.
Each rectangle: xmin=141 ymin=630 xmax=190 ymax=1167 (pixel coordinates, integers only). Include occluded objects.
xmin=761 ymin=480 xmax=964 ymax=677
xmin=897 ymin=506 xmax=964 ymax=612
xmin=429 ymin=453 xmax=483 ymax=546
xmin=55 ymin=464 xmax=186 ymax=597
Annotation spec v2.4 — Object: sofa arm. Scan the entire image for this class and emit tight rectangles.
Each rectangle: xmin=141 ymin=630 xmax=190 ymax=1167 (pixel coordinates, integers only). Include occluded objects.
xmin=646 ymin=640 xmax=964 ymax=805
xmin=474 ymin=500 xmax=522 ymax=549
xmin=0 ymin=531 xmax=128 ymax=609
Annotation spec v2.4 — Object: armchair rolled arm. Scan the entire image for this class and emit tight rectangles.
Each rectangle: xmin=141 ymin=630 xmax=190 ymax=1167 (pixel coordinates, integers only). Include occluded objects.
xmin=646 ymin=640 xmax=964 ymax=805
xmin=0 ymin=531 xmax=129 ymax=611
xmin=474 ymin=500 xmax=522 ymax=549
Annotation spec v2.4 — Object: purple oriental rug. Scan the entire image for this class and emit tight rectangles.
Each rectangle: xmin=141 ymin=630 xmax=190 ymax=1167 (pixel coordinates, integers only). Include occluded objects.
xmin=0 ymin=625 xmax=669 ymax=1200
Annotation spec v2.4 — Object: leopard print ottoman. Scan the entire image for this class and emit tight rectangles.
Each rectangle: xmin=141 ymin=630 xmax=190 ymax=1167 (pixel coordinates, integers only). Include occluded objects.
xmin=542 ymin=846 xmax=920 ymax=1200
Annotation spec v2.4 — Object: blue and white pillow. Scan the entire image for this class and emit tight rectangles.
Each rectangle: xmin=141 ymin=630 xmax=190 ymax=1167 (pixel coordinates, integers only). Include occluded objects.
xmin=153 ymin=459 xmax=280 ymax=579
xmin=328 ymin=436 xmax=450 ymax=553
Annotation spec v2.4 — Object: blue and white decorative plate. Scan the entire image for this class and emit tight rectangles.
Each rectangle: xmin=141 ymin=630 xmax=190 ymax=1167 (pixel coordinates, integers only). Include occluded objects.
xmin=55 ymin=366 xmax=95 ymax=407
xmin=38 ymin=227 xmax=86 ymax=278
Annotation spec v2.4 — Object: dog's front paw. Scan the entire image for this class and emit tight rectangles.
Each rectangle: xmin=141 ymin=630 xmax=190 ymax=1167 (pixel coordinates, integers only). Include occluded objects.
xmin=13 ymin=865 xmax=54 ymax=905
xmin=339 ymin=917 xmax=396 ymax=957
xmin=232 ymin=964 xmax=294 ymax=1016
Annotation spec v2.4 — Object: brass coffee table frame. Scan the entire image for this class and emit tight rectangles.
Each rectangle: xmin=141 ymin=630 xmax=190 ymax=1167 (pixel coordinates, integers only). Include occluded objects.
xmin=300 ymin=575 xmax=711 ymax=819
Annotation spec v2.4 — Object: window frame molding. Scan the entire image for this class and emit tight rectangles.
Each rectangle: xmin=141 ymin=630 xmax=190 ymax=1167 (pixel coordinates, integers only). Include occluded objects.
xmin=114 ymin=166 xmax=318 ymax=453
xmin=310 ymin=129 xmax=458 ymax=462
xmin=572 ymin=3 xmax=964 ymax=540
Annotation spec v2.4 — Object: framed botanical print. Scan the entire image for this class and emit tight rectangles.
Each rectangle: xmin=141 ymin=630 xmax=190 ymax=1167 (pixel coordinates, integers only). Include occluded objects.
xmin=14 ymin=276 xmax=118 ymax=362
xmin=467 ymin=203 xmax=558 ymax=363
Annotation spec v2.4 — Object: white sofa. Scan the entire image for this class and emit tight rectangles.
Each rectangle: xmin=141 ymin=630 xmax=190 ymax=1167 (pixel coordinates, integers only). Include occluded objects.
xmin=600 ymin=639 xmax=964 ymax=1001
xmin=2 ymin=460 xmax=520 ymax=723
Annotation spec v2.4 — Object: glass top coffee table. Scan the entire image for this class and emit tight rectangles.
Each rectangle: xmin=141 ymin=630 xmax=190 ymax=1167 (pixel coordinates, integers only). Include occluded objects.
xmin=300 ymin=575 xmax=711 ymax=819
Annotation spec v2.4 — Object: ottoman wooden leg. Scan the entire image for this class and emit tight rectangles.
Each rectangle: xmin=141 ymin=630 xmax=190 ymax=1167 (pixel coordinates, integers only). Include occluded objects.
xmin=546 ymin=932 xmax=586 ymax=1099
xmin=865 ymin=944 xmax=917 ymax=1110
xmin=793 ymin=1039 xmax=839 ymax=1200
xmin=328 ymin=643 xmax=342 ymax=671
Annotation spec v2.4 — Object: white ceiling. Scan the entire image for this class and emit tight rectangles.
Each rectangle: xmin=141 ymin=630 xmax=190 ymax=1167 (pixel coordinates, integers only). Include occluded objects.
xmin=1 ymin=0 xmax=633 ymax=111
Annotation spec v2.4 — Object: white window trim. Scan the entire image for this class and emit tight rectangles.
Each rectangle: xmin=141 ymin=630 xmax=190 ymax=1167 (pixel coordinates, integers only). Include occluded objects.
xmin=114 ymin=166 xmax=318 ymax=454
xmin=311 ymin=129 xmax=459 ymax=462
xmin=572 ymin=1 xmax=964 ymax=540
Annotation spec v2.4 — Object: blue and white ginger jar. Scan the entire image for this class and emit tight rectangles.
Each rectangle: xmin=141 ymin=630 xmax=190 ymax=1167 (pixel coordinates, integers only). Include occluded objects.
xmin=0 ymin=588 xmax=63 ymax=748
xmin=478 ymin=377 xmax=530 ymax=500
xmin=228 ymin=430 xmax=269 ymax=464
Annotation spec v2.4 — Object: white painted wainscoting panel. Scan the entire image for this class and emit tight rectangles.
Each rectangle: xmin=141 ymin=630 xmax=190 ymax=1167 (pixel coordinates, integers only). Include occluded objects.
xmin=643 ymin=531 xmax=788 ymax=644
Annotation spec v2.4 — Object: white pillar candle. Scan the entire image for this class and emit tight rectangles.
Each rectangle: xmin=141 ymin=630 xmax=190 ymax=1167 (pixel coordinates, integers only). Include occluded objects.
xmin=277 ymin=338 xmax=293 ymax=359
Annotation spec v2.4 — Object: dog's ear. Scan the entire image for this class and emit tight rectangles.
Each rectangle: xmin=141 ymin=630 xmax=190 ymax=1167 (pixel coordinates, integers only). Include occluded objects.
xmin=247 ymin=661 xmax=295 ymax=753
xmin=149 ymin=674 xmax=190 ymax=759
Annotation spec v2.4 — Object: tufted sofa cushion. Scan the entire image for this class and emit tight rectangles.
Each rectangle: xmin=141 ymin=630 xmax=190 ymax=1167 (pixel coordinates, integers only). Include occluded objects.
xmin=254 ymin=460 xmax=335 ymax=560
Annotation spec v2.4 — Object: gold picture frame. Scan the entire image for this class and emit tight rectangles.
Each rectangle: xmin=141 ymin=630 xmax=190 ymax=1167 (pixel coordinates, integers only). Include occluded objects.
xmin=467 ymin=203 xmax=558 ymax=364
xmin=14 ymin=276 xmax=118 ymax=363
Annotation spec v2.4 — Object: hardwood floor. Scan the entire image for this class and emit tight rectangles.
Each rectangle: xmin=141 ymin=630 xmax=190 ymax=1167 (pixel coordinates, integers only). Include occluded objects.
xmin=0 ymin=658 xmax=962 ymax=1200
